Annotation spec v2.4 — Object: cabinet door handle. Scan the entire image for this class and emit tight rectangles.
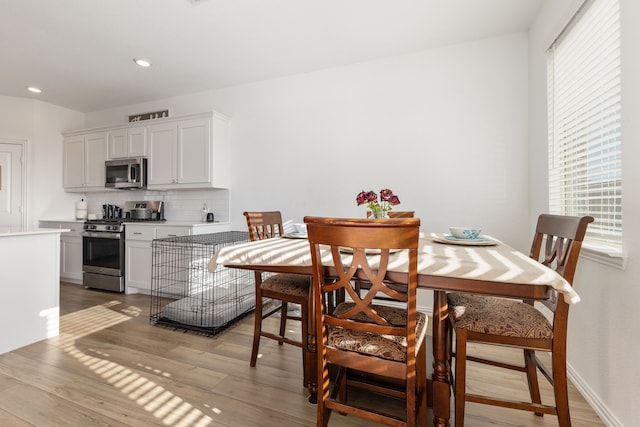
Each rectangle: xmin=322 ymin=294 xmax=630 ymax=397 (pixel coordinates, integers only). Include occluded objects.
xmin=133 ymin=232 xmax=142 ymax=235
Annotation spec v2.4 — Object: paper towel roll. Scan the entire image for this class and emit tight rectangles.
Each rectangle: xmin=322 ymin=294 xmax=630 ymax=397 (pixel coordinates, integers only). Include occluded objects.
xmin=75 ymin=200 xmax=88 ymax=219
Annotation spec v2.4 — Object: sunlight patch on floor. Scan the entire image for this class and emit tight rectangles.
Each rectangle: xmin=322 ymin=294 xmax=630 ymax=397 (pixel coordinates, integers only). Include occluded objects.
xmin=50 ymin=301 xmax=217 ymax=426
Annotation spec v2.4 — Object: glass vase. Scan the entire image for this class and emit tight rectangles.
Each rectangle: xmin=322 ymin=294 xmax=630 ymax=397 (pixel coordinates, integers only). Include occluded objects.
xmin=371 ymin=209 xmax=388 ymax=219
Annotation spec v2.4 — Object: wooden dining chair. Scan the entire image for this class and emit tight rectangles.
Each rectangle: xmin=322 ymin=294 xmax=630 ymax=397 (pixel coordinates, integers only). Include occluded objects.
xmin=366 ymin=210 xmax=415 ymax=218
xmin=447 ymin=214 xmax=594 ymax=427
xmin=243 ymin=211 xmax=311 ymax=386
xmin=305 ymin=216 xmax=428 ymax=427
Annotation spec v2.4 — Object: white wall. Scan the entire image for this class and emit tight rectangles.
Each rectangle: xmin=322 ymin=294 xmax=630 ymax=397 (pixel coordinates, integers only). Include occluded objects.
xmin=87 ymin=32 xmax=532 ymax=249
xmin=530 ymin=1 xmax=637 ymax=425
xmin=0 ymin=96 xmax=84 ymax=228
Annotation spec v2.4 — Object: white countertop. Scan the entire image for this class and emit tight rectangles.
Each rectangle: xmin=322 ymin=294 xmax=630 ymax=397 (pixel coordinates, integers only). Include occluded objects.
xmin=39 ymin=218 xmax=230 ymax=227
xmin=39 ymin=218 xmax=85 ymax=223
xmin=0 ymin=227 xmax=70 ymax=238
xmin=123 ymin=220 xmax=230 ymax=227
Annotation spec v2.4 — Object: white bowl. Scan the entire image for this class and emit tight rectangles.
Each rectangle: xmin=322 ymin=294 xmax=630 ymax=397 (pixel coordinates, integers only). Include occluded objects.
xmin=293 ymin=223 xmax=307 ymax=234
xmin=449 ymin=227 xmax=481 ymax=239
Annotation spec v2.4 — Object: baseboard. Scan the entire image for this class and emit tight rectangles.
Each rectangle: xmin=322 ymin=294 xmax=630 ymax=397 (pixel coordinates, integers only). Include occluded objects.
xmin=567 ymin=362 xmax=623 ymax=427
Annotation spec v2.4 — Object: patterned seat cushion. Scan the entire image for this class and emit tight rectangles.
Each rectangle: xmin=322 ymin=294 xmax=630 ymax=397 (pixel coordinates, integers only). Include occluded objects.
xmin=327 ymin=303 xmax=428 ymax=362
xmin=447 ymin=293 xmax=553 ymax=339
xmin=261 ymin=274 xmax=310 ymax=297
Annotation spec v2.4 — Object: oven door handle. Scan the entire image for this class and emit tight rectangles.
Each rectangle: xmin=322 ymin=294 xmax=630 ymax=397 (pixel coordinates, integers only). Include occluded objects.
xmin=82 ymin=232 xmax=122 ymax=239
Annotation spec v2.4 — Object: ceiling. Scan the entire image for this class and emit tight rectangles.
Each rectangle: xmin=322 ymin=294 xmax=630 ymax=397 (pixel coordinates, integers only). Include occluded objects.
xmin=0 ymin=0 xmax=544 ymax=113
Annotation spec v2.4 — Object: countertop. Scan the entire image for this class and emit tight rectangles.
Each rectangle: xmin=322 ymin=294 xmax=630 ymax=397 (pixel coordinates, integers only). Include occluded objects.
xmin=39 ymin=219 xmax=85 ymax=223
xmin=125 ymin=221 xmax=230 ymax=227
xmin=0 ymin=227 xmax=70 ymax=238
xmin=39 ymin=218 xmax=230 ymax=227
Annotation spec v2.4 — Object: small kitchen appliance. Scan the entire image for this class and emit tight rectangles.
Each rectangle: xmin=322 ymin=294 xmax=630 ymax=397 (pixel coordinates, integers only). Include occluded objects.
xmin=105 ymin=157 xmax=147 ymax=189
xmin=123 ymin=200 xmax=165 ymax=220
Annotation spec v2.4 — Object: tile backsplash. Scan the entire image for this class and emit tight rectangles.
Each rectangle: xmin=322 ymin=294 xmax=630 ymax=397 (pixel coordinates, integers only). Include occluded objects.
xmin=84 ymin=189 xmax=230 ymax=223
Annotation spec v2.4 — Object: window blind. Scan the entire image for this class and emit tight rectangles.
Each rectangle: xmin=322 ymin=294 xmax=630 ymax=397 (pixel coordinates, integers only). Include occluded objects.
xmin=547 ymin=0 xmax=621 ymax=250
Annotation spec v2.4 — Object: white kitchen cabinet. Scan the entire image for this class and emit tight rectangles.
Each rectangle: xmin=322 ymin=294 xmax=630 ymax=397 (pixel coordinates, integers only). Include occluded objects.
xmin=125 ymin=225 xmax=158 ymax=294
xmin=109 ymin=126 xmax=147 ymax=159
xmin=63 ymin=131 xmax=109 ymax=191
xmin=157 ymin=226 xmax=191 ymax=239
xmin=147 ymin=112 xmax=229 ymax=190
xmin=39 ymin=220 xmax=83 ymax=284
xmin=177 ymin=117 xmax=211 ymax=184
xmin=125 ymin=222 xmax=231 ymax=294
xmin=125 ymin=239 xmax=153 ymax=293
xmin=125 ymin=224 xmax=192 ymax=294
xmin=147 ymin=122 xmax=177 ymax=186
xmin=62 ymin=111 xmax=229 ymax=192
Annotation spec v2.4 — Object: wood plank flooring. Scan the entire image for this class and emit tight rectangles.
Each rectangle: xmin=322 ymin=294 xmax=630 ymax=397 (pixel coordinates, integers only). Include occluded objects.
xmin=0 ymin=283 xmax=605 ymax=426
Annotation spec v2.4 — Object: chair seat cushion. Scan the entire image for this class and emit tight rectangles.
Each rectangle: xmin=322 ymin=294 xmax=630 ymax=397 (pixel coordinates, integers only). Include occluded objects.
xmin=447 ymin=293 xmax=553 ymax=339
xmin=327 ymin=303 xmax=428 ymax=362
xmin=261 ymin=274 xmax=310 ymax=297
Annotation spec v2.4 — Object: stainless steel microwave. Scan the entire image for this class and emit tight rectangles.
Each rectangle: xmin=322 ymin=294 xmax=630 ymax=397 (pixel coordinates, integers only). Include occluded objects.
xmin=105 ymin=157 xmax=147 ymax=189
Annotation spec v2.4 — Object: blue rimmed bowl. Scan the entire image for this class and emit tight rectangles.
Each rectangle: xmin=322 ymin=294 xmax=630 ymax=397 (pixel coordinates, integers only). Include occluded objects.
xmin=449 ymin=227 xmax=482 ymax=239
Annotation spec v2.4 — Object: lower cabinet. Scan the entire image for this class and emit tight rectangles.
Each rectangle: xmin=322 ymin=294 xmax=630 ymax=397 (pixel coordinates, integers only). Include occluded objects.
xmin=125 ymin=225 xmax=157 ymax=294
xmin=125 ymin=239 xmax=153 ymax=293
xmin=125 ymin=223 xmax=230 ymax=294
xmin=61 ymin=233 xmax=83 ymax=283
xmin=39 ymin=221 xmax=83 ymax=284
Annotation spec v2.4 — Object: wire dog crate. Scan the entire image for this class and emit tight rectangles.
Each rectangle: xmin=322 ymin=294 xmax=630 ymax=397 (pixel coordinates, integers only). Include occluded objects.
xmin=150 ymin=231 xmax=255 ymax=335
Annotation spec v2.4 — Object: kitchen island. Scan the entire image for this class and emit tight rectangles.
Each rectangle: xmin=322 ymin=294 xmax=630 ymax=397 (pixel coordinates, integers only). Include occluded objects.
xmin=0 ymin=227 xmax=68 ymax=354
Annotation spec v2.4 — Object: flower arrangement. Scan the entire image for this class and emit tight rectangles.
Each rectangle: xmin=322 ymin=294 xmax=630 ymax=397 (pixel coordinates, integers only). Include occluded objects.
xmin=356 ymin=189 xmax=400 ymax=218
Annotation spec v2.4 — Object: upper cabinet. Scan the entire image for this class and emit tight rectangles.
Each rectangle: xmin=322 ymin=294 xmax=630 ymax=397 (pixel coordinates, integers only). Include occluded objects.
xmin=147 ymin=122 xmax=177 ymax=186
xmin=62 ymin=111 xmax=230 ymax=192
xmin=63 ymin=131 xmax=109 ymax=191
xmin=148 ymin=114 xmax=229 ymax=189
xmin=109 ymin=126 xmax=147 ymax=159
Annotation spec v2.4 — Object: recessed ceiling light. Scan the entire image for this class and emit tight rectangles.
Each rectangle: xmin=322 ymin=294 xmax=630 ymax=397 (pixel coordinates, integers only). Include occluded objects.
xmin=26 ymin=86 xmax=42 ymax=93
xmin=133 ymin=58 xmax=152 ymax=68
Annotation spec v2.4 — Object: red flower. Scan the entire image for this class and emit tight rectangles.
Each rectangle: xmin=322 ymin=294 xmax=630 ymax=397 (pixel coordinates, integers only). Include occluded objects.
xmin=356 ymin=190 xmax=378 ymax=206
xmin=380 ymin=189 xmax=400 ymax=204
xmin=356 ymin=189 xmax=401 ymax=217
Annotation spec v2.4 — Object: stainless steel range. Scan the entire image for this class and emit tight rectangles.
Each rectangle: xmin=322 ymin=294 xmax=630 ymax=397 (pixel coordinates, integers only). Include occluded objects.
xmin=82 ymin=200 xmax=166 ymax=292
xmin=82 ymin=219 xmax=126 ymax=292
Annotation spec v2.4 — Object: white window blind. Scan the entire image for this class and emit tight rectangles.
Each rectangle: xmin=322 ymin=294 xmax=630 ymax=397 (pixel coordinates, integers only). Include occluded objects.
xmin=547 ymin=0 xmax=621 ymax=251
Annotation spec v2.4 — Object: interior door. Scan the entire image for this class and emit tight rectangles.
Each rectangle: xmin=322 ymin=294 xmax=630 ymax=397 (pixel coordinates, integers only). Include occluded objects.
xmin=0 ymin=140 xmax=25 ymax=231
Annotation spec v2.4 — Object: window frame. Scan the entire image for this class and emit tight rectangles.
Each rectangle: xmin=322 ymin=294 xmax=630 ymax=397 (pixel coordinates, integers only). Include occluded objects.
xmin=546 ymin=0 xmax=623 ymax=267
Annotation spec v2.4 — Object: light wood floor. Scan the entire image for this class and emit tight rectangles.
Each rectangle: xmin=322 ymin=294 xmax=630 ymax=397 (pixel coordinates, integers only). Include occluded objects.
xmin=0 ymin=283 xmax=604 ymax=426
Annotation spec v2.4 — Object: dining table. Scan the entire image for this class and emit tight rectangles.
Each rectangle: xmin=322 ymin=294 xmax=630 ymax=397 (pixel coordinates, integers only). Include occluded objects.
xmin=208 ymin=232 xmax=579 ymax=427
